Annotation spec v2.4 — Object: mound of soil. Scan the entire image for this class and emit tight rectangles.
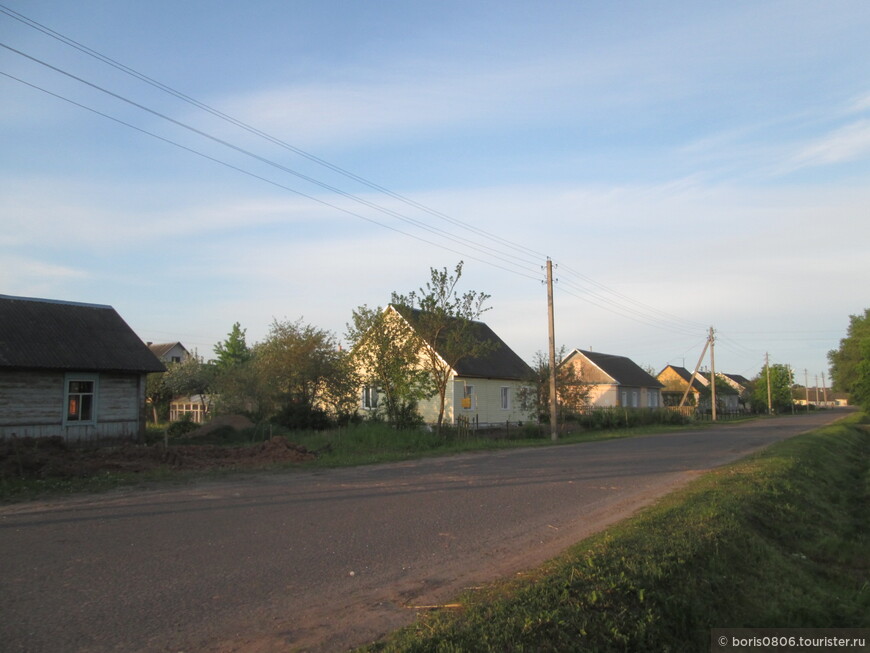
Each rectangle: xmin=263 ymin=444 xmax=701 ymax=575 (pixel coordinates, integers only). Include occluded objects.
xmin=0 ymin=435 xmax=315 ymax=481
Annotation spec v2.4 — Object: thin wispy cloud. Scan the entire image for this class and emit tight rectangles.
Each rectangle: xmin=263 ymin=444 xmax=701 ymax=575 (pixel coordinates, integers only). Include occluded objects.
xmin=783 ymin=119 xmax=870 ymax=172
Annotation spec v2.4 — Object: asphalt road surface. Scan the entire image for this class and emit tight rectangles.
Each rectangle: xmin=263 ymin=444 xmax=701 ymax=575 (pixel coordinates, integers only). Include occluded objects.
xmin=0 ymin=410 xmax=844 ymax=652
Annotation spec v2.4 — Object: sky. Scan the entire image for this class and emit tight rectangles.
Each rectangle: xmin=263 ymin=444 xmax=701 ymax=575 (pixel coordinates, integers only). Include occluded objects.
xmin=2 ymin=0 xmax=869 ymax=385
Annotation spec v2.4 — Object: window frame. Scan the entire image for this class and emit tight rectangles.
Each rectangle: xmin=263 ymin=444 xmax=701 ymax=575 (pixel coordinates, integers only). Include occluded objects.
xmin=462 ymin=384 xmax=475 ymax=410
xmin=362 ymin=386 xmax=379 ymax=410
xmin=64 ymin=373 xmax=99 ymax=425
xmin=500 ymin=386 xmax=511 ymax=410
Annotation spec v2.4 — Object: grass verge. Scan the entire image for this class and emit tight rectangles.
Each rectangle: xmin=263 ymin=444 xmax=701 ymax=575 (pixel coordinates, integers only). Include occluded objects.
xmin=289 ymin=416 xmax=728 ymax=468
xmin=359 ymin=413 xmax=870 ymax=652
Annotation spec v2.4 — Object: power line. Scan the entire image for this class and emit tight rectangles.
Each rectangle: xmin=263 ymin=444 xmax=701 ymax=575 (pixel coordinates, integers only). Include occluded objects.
xmin=0 ymin=42 xmax=544 ymax=279
xmin=557 ymin=262 xmax=709 ymax=332
xmin=0 ymin=5 xmax=724 ymax=341
xmin=0 ymin=69 xmax=543 ymax=282
xmin=0 ymin=8 xmax=809 ymax=363
xmin=554 ymin=283 xmax=700 ymax=337
xmin=0 ymin=3 xmax=549 ymax=265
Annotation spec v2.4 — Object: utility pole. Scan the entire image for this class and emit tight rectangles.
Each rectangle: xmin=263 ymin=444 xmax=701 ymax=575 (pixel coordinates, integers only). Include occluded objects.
xmin=679 ymin=334 xmax=711 ymax=408
xmin=804 ymin=369 xmax=810 ymax=412
xmin=815 ymin=375 xmax=820 ymax=406
xmin=709 ymin=327 xmax=717 ymax=421
xmin=822 ymin=372 xmax=828 ymax=406
xmin=765 ymin=352 xmax=773 ymax=415
xmin=546 ymin=258 xmax=558 ymax=441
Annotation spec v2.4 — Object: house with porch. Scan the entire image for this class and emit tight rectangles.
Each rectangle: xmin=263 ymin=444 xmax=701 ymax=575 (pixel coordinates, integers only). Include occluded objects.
xmin=0 ymin=295 xmax=165 ymax=441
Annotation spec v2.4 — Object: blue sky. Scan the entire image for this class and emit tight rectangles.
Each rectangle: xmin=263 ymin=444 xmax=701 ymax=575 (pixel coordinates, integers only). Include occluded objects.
xmin=2 ymin=1 xmax=869 ymax=385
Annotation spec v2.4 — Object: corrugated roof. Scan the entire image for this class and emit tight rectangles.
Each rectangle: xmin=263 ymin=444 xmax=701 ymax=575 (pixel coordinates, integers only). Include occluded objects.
xmin=0 ymin=295 xmax=165 ymax=373
xmin=390 ymin=305 xmax=533 ymax=380
xmin=575 ymin=350 xmax=663 ymax=388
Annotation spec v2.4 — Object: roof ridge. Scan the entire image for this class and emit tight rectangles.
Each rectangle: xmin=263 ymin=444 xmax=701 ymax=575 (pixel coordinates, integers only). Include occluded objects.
xmin=0 ymin=294 xmax=113 ymax=310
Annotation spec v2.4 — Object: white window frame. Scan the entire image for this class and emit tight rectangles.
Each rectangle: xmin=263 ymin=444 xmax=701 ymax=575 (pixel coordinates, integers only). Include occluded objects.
xmin=362 ymin=386 xmax=379 ymax=410
xmin=500 ymin=386 xmax=511 ymax=410
xmin=462 ymin=384 xmax=475 ymax=410
xmin=64 ymin=373 xmax=98 ymax=425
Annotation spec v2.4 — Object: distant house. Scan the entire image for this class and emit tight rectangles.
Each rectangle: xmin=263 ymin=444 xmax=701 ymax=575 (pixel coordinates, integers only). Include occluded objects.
xmin=562 ymin=349 xmax=663 ymax=409
xmin=657 ymin=365 xmax=740 ymax=412
xmin=719 ymin=372 xmax=751 ymax=395
xmin=0 ymin=295 xmax=165 ymax=441
xmin=147 ymin=342 xmax=189 ymax=364
xmin=657 ymin=365 xmax=702 ymax=406
xmin=692 ymin=371 xmax=741 ymax=413
xmin=359 ymin=305 xmax=535 ymax=426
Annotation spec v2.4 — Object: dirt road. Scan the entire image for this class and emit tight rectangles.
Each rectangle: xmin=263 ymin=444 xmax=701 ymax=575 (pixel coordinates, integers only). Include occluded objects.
xmin=0 ymin=411 xmax=842 ymax=652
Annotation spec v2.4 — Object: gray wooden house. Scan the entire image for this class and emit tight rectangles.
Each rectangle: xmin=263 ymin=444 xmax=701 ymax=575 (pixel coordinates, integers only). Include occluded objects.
xmin=0 ymin=295 xmax=165 ymax=441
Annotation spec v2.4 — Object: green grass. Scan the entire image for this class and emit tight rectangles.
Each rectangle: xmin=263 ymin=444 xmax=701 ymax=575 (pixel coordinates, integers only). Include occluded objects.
xmin=359 ymin=413 xmax=870 ymax=652
xmin=0 ymin=412 xmax=825 ymax=503
xmin=287 ymin=420 xmax=704 ymax=467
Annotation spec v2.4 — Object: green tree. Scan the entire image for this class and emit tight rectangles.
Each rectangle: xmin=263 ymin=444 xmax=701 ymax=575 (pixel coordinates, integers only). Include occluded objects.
xmin=391 ymin=261 xmax=494 ymax=435
xmin=751 ymin=363 xmax=794 ymax=414
xmin=518 ymin=347 xmax=590 ymax=423
xmin=145 ymin=371 xmax=172 ymax=423
xmin=213 ymin=322 xmax=251 ymax=371
xmin=828 ymin=308 xmax=870 ymax=411
xmin=254 ymin=318 xmax=349 ymax=428
xmin=346 ymin=305 xmax=431 ymax=428
xmin=209 ymin=357 xmax=265 ymax=419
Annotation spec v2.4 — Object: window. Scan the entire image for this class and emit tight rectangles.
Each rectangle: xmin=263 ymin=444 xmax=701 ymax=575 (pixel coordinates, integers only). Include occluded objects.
xmin=362 ymin=386 xmax=379 ymax=410
xmin=462 ymin=385 xmax=475 ymax=410
xmin=66 ymin=376 xmax=97 ymax=423
xmin=500 ymin=386 xmax=511 ymax=410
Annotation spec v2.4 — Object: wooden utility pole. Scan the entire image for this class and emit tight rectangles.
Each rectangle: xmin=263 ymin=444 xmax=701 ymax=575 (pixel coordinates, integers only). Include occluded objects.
xmin=765 ymin=352 xmax=773 ymax=415
xmin=679 ymin=336 xmax=710 ymax=408
xmin=822 ymin=372 xmax=828 ymax=406
xmin=546 ymin=258 xmax=558 ymax=441
xmin=709 ymin=327 xmax=717 ymax=421
xmin=804 ymin=369 xmax=810 ymax=412
xmin=815 ymin=375 xmax=820 ymax=405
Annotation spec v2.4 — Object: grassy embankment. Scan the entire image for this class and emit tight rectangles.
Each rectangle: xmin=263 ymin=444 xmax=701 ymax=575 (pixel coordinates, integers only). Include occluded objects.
xmin=360 ymin=413 xmax=870 ymax=652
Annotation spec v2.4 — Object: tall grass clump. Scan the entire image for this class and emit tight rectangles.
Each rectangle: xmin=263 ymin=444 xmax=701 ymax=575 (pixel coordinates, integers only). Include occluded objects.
xmin=362 ymin=414 xmax=869 ymax=652
xmin=574 ymin=407 xmax=692 ymax=430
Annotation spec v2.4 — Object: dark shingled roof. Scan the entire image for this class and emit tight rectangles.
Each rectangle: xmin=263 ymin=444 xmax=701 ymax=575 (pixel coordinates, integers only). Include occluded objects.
xmin=722 ymin=373 xmax=751 ymax=386
xmin=390 ymin=305 xmax=533 ymax=380
xmin=0 ymin=295 xmax=165 ymax=373
xmin=576 ymin=350 xmax=663 ymax=388
xmin=661 ymin=364 xmax=695 ymax=383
